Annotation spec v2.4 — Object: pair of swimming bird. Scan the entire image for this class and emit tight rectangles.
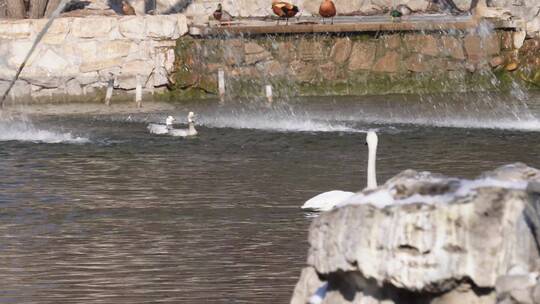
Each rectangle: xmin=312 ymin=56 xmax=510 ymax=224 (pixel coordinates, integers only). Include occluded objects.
xmin=147 ymin=112 xmax=198 ymax=137
xmin=302 ymin=131 xmax=378 ymax=212
xmin=213 ymin=0 xmax=337 ymax=24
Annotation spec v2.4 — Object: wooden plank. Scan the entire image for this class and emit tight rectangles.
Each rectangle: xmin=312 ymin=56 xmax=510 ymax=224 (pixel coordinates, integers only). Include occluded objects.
xmin=207 ymin=22 xmax=475 ymax=35
xmin=194 ymin=17 xmax=523 ymax=37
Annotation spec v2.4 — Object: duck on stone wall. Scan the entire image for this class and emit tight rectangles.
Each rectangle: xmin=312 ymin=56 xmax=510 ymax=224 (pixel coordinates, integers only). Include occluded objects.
xmin=319 ymin=0 xmax=336 ymax=24
xmin=213 ymin=3 xmax=233 ymax=23
xmin=121 ymin=0 xmax=136 ymax=15
xmin=272 ymin=0 xmax=299 ymax=25
xmin=389 ymin=8 xmax=402 ymax=22
xmin=390 ymin=4 xmax=413 ymax=22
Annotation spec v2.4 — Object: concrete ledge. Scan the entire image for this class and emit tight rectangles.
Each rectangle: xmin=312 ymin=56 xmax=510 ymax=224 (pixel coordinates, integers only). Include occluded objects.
xmin=193 ymin=16 xmax=526 ymax=36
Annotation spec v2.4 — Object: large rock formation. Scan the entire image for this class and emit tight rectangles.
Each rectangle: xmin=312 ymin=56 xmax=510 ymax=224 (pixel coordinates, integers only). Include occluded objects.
xmin=292 ymin=163 xmax=540 ymax=304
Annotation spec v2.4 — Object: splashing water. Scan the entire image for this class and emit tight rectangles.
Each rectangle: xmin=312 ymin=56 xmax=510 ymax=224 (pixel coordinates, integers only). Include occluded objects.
xmin=116 ymin=92 xmax=540 ymax=135
xmin=510 ymin=79 xmax=529 ymax=102
xmin=472 ymin=19 xmax=496 ymax=38
xmin=138 ymin=104 xmax=367 ymax=133
xmin=0 ymin=119 xmax=89 ymax=144
xmin=175 ymin=92 xmax=540 ymax=133
xmin=199 ymin=111 xmax=363 ymax=133
xmin=349 ymin=112 xmax=540 ymax=131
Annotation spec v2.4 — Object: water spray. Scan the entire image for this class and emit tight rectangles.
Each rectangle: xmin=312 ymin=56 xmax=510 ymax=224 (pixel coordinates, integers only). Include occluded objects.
xmin=0 ymin=0 xmax=70 ymax=109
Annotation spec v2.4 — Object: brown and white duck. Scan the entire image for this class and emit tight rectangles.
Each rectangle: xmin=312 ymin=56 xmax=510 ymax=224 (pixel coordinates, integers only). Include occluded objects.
xmin=121 ymin=0 xmax=135 ymax=15
xmin=213 ymin=4 xmax=233 ymax=22
xmin=272 ymin=0 xmax=299 ymax=25
xmin=319 ymin=0 xmax=336 ymax=24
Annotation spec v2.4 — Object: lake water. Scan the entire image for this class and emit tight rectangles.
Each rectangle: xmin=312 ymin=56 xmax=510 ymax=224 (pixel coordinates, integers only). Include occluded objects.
xmin=1 ymin=92 xmax=539 ymax=303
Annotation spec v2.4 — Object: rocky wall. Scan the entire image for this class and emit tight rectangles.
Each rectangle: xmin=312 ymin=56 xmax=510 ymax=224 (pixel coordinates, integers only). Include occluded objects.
xmin=172 ymin=29 xmax=540 ymax=99
xmin=0 ymin=14 xmax=188 ymax=104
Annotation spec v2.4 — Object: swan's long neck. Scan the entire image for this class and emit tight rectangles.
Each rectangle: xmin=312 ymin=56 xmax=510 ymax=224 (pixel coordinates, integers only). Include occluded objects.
xmin=367 ymin=140 xmax=377 ymax=189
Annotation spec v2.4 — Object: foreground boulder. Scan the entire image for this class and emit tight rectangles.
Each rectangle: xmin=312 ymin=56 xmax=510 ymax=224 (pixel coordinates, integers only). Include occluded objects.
xmin=292 ymin=163 xmax=540 ymax=304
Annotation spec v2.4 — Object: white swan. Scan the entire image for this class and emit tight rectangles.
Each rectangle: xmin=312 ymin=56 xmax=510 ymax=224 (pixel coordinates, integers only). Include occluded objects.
xmin=366 ymin=131 xmax=378 ymax=189
xmin=147 ymin=115 xmax=175 ymax=135
xmin=168 ymin=112 xmax=198 ymax=137
xmin=301 ymin=131 xmax=378 ymax=212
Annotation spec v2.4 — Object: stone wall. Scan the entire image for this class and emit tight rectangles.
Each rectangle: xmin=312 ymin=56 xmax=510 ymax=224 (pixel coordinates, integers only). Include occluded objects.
xmin=0 ymin=14 xmax=188 ymax=103
xmin=172 ymin=29 xmax=540 ymax=99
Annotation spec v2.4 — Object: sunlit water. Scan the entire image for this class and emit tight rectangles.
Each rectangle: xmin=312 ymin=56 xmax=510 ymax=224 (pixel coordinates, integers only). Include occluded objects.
xmin=1 ymin=92 xmax=540 ymax=303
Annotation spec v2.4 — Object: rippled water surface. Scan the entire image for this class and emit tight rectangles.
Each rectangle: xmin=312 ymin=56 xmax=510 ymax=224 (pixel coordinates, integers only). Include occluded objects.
xmin=1 ymin=93 xmax=540 ymax=303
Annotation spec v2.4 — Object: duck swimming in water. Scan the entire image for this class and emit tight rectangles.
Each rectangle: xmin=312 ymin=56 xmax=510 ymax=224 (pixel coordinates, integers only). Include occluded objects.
xmin=147 ymin=115 xmax=175 ymax=135
xmin=168 ymin=112 xmax=198 ymax=138
xmin=148 ymin=113 xmax=198 ymax=137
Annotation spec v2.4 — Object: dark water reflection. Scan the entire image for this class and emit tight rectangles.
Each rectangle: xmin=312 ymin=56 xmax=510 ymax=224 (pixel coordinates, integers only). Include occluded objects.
xmin=1 ymin=94 xmax=540 ymax=303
